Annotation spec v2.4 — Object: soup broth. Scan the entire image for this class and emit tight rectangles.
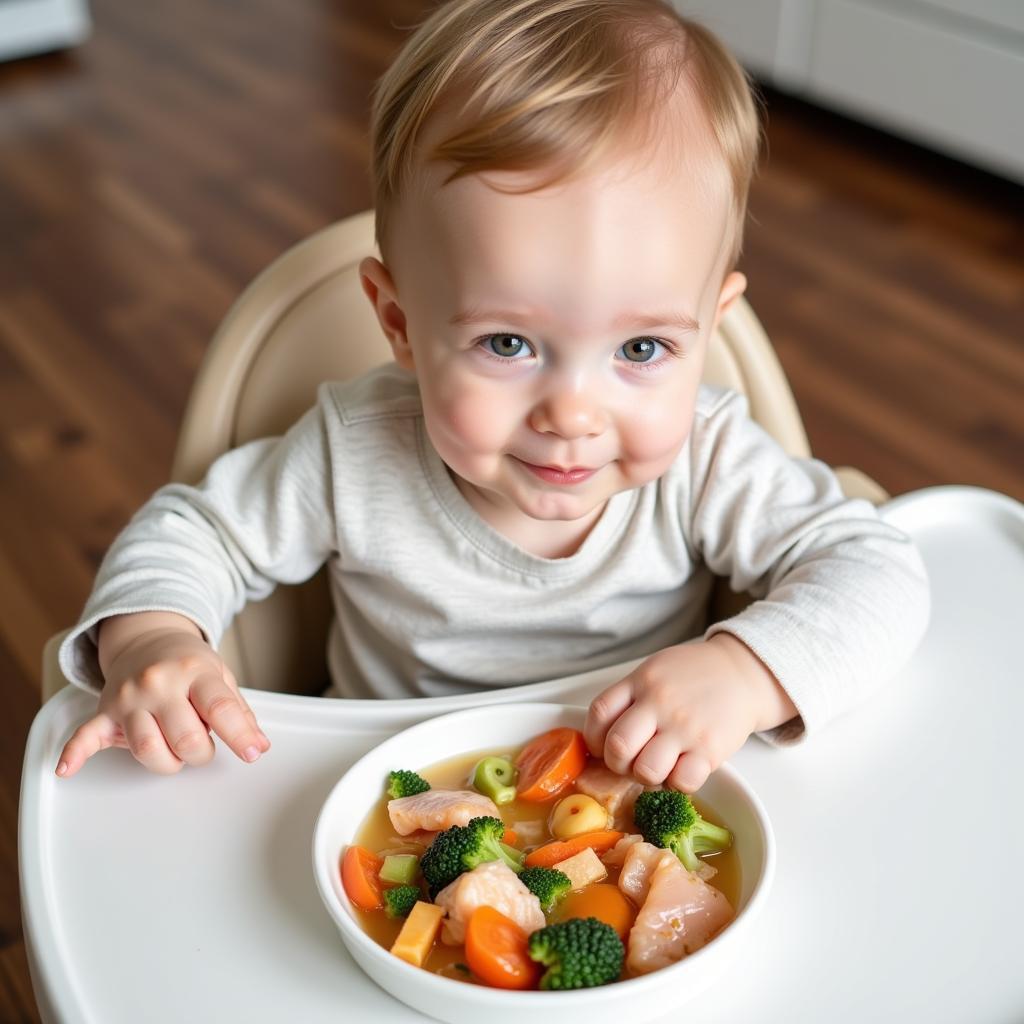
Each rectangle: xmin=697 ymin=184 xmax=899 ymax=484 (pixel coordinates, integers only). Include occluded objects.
xmin=350 ymin=745 xmax=742 ymax=983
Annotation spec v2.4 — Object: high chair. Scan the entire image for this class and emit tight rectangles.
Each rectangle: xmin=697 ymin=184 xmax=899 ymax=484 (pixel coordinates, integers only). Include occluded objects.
xmin=39 ymin=209 xmax=887 ymax=703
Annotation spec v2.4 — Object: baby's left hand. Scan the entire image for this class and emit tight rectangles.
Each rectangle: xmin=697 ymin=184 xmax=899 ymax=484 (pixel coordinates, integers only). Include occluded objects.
xmin=583 ymin=634 xmax=797 ymax=793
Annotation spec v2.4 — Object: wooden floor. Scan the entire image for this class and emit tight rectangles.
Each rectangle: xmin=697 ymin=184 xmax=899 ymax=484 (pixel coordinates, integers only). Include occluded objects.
xmin=1 ymin=1 xmax=1021 ymax=1019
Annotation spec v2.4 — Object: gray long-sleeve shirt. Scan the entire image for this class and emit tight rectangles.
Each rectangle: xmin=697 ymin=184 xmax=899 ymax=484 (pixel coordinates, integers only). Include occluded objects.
xmin=59 ymin=363 xmax=930 ymax=744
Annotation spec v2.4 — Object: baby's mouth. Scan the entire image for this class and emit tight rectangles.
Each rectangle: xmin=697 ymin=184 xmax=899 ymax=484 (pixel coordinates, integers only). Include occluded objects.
xmin=514 ymin=458 xmax=599 ymax=486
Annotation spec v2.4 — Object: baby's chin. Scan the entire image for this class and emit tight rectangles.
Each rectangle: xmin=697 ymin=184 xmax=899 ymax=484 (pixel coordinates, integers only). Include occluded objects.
xmin=515 ymin=492 xmax=606 ymax=522
xmin=451 ymin=465 xmax=608 ymax=521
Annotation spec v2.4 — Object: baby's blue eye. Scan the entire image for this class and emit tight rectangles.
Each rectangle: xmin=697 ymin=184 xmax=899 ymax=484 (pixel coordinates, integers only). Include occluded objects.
xmin=618 ymin=337 xmax=663 ymax=363
xmin=484 ymin=334 xmax=532 ymax=359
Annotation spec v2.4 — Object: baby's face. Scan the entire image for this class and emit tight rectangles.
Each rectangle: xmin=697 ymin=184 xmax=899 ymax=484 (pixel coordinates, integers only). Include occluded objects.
xmin=362 ymin=113 xmax=746 ymax=546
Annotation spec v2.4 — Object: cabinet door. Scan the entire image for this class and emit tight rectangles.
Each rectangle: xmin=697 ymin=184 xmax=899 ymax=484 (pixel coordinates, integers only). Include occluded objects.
xmin=806 ymin=0 xmax=1024 ymax=182
xmin=913 ymin=0 xmax=1024 ymax=36
xmin=0 ymin=0 xmax=90 ymax=61
xmin=673 ymin=1 xmax=817 ymax=89
xmin=674 ymin=0 xmax=783 ymax=78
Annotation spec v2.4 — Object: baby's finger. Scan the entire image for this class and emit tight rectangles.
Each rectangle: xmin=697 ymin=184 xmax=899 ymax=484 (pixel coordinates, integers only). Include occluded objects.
xmin=56 ymin=712 xmax=121 ymax=778
xmin=190 ymin=674 xmax=266 ymax=764
xmin=222 ymin=666 xmax=270 ymax=753
xmin=601 ymin=703 xmax=658 ymax=776
xmin=584 ymin=677 xmax=635 ymax=757
xmin=632 ymin=732 xmax=682 ymax=786
xmin=666 ymin=751 xmax=711 ymax=794
xmin=155 ymin=699 xmax=216 ymax=767
xmin=123 ymin=708 xmax=185 ymax=775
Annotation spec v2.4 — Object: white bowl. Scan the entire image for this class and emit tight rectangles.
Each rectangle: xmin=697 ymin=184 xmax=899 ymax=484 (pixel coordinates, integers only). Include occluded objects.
xmin=312 ymin=702 xmax=775 ymax=1024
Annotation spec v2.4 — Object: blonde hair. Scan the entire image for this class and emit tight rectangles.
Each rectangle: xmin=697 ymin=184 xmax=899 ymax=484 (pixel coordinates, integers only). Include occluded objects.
xmin=368 ymin=0 xmax=762 ymax=269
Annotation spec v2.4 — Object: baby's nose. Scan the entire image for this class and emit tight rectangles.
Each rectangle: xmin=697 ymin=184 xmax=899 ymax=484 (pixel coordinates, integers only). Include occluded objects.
xmin=528 ymin=386 xmax=605 ymax=438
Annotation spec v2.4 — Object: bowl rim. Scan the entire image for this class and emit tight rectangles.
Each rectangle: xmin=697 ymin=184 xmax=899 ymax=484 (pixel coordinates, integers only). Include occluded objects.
xmin=312 ymin=701 xmax=776 ymax=1003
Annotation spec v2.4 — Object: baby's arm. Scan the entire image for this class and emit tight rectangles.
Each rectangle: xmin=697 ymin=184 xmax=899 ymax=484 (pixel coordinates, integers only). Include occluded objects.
xmin=57 ymin=610 xmax=269 ymax=777
xmin=584 ymin=634 xmax=795 ymax=792
xmin=586 ymin=389 xmax=929 ymax=790
xmin=57 ymin=395 xmax=338 ymax=774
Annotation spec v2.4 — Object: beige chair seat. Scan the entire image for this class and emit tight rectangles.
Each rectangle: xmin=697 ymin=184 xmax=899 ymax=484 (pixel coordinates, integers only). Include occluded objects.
xmin=41 ymin=210 xmax=887 ymax=702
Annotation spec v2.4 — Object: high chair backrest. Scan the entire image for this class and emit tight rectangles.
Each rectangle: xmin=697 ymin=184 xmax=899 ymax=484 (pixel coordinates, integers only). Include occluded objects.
xmin=172 ymin=210 xmax=812 ymax=695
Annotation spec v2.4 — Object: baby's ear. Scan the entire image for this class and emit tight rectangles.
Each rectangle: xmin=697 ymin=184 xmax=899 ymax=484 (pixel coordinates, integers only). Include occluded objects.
xmin=358 ymin=257 xmax=415 ymax=371
xmin=711 ymin=271 xmax=747 ymax=333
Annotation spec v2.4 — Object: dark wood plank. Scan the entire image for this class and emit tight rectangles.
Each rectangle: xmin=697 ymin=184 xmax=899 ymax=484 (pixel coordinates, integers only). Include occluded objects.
xmin=742 ymin=88 xmax=1024 ymax=499
xmin=0 ymin=2 xmax=1021 ymax=1019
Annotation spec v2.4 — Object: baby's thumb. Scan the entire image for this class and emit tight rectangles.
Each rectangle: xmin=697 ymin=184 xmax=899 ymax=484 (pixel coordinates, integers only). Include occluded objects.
xmin=222 ymin=666 xmax=270 ymax=752
xmin=56 ymin=712 xmax=124 ymax=779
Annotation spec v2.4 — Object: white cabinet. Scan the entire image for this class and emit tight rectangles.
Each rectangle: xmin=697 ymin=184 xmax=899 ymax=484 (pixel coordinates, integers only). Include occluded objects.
xmin=0 ymin=0 xmax=90 ymax=61
xmin=676 ymin=0 xmax=1024 ymax=183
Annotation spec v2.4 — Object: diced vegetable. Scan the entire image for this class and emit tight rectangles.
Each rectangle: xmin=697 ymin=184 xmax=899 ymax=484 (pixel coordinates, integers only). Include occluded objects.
xmin=383 ymin=885 xmax=421 ymax=919
xmin=501 ymin=828 xmax=518 ymax=846
xmin=549 ymin=794 xmax=610 ymax=839
xmin=421 ymin=817 xmax=523 ymax=898
xmin=528 ymin=917 xmax=624 ymax=989
xmin=341 ymin=845 xmax=384 ymax=910
xmin=473 ymin=756 xmax=518 ymax=805
xmin=524 ymin=830 xmax=625 ymax=868
xmin=500 ymin=842 xmax=525 ymax=867
xmin=515 ymin=728 xmax=588 ymax=802
xmin=380 ymin=853 xmax=419 ymax=885
xmin=518 ymin=866 xmax=572 ymax=912
xmin=390 ymin=901 xmax=445 ymax=966
xmin=559 ymin=883 xmax=636 ymax=940
xmin=633 ymin=789 xmax=733 ymax=872
xmin=552 ymin=846 xmax=607 ymax=890
xmin=465 ymin=906 xmax=542 ymax=990
xmin=386 ymin=769 xmax=431 ymax=799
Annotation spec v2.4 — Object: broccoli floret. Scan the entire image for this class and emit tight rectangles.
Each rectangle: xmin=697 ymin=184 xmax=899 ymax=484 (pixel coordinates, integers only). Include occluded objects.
xmin=518 ymin=866 xmax=571 ymax=913
xmin=386 ymin=769 xmax=430 ymax=800
xmin=527 ymin=917 xmax=623 ymax=989
xmin=500 ymin=842 xmax=525 ymax=868
xmin=419 ymin=816 xmax=523 ymax=898
xmin=382 ymin=885 xmax=421 ymax=919
xmin=633 ymin=789 xmax=732 ymax=873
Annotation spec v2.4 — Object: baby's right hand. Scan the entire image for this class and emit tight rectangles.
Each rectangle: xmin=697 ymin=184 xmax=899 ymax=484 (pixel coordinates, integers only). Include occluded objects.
xmin=56 ymin=613 xmax=271 ymax=778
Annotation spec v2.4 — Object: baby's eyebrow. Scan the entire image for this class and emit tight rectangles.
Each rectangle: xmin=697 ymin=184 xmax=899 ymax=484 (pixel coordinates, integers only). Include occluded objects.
xmin=449 ymin=308 xmax=701 ymax=334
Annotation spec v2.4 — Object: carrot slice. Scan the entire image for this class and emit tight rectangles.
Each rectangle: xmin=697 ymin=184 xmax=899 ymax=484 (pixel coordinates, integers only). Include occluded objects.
xmin=524 ymin=830 xmax=625 ymax=868
xmin=515 ymin=727 xmax=588 ymax=802
xmin=559 ymin=883 xmax=636 ymax=940
xmin=341 ymin=845 xmax=384 ymax=910
xmin=465 ymin=906 xmax=541 ymax=990
xmin=502 ymin=828 xmax=518 ymax=846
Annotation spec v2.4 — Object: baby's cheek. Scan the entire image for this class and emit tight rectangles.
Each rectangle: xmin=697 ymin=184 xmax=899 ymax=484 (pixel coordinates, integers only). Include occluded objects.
xmin=617 ymin=399 xmax=695 ymax=483
xmin=448 ymin=391 xmax=512 ymax=452
xmin=424 ymin=384 xmax=516 ymax=480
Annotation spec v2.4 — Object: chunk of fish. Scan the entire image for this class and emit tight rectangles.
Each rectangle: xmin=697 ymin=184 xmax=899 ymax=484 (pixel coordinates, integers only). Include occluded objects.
xmin=507 ymin=818 xmax=547 ymax=848
xmin=618 ymin=841 xmax=673 ymax=904
xmin=434 ymin=861 xmax=546 ymax=945
xmin=603 ymin=833 xmax=645 ymax=867
xmin=626 ymin=855 xmax=734 ymax=974
xmin=606 ymin=831 xmax=712 ymax=880
xmin=574 ymin=761 xmax=646 ymax=829
xmin=382 ymin=829 xmax=438 ymax=851
xmin=387 ymin=789 xmax=500 ymax=836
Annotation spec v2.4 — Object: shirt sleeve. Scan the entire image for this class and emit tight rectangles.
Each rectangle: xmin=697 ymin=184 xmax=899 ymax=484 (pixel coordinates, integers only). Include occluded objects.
xmin=58 ymin=398 xmax=337 ymax=693
xmin=686 ymin=389 xmax=930 ymax=745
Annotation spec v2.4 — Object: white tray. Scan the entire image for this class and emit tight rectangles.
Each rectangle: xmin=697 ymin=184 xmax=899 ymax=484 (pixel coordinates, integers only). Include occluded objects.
xmin=20 ymin=486 xmax=1024 ymax=1023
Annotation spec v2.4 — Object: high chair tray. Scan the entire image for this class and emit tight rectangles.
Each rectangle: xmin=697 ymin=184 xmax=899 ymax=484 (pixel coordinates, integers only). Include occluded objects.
xmin=20 ymin=486 xmax=1024 ymax=1023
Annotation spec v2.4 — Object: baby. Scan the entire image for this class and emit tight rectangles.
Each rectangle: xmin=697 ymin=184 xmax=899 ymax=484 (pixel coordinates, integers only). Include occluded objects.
xmin=55 ymin=0 xmax=929 ymax=790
